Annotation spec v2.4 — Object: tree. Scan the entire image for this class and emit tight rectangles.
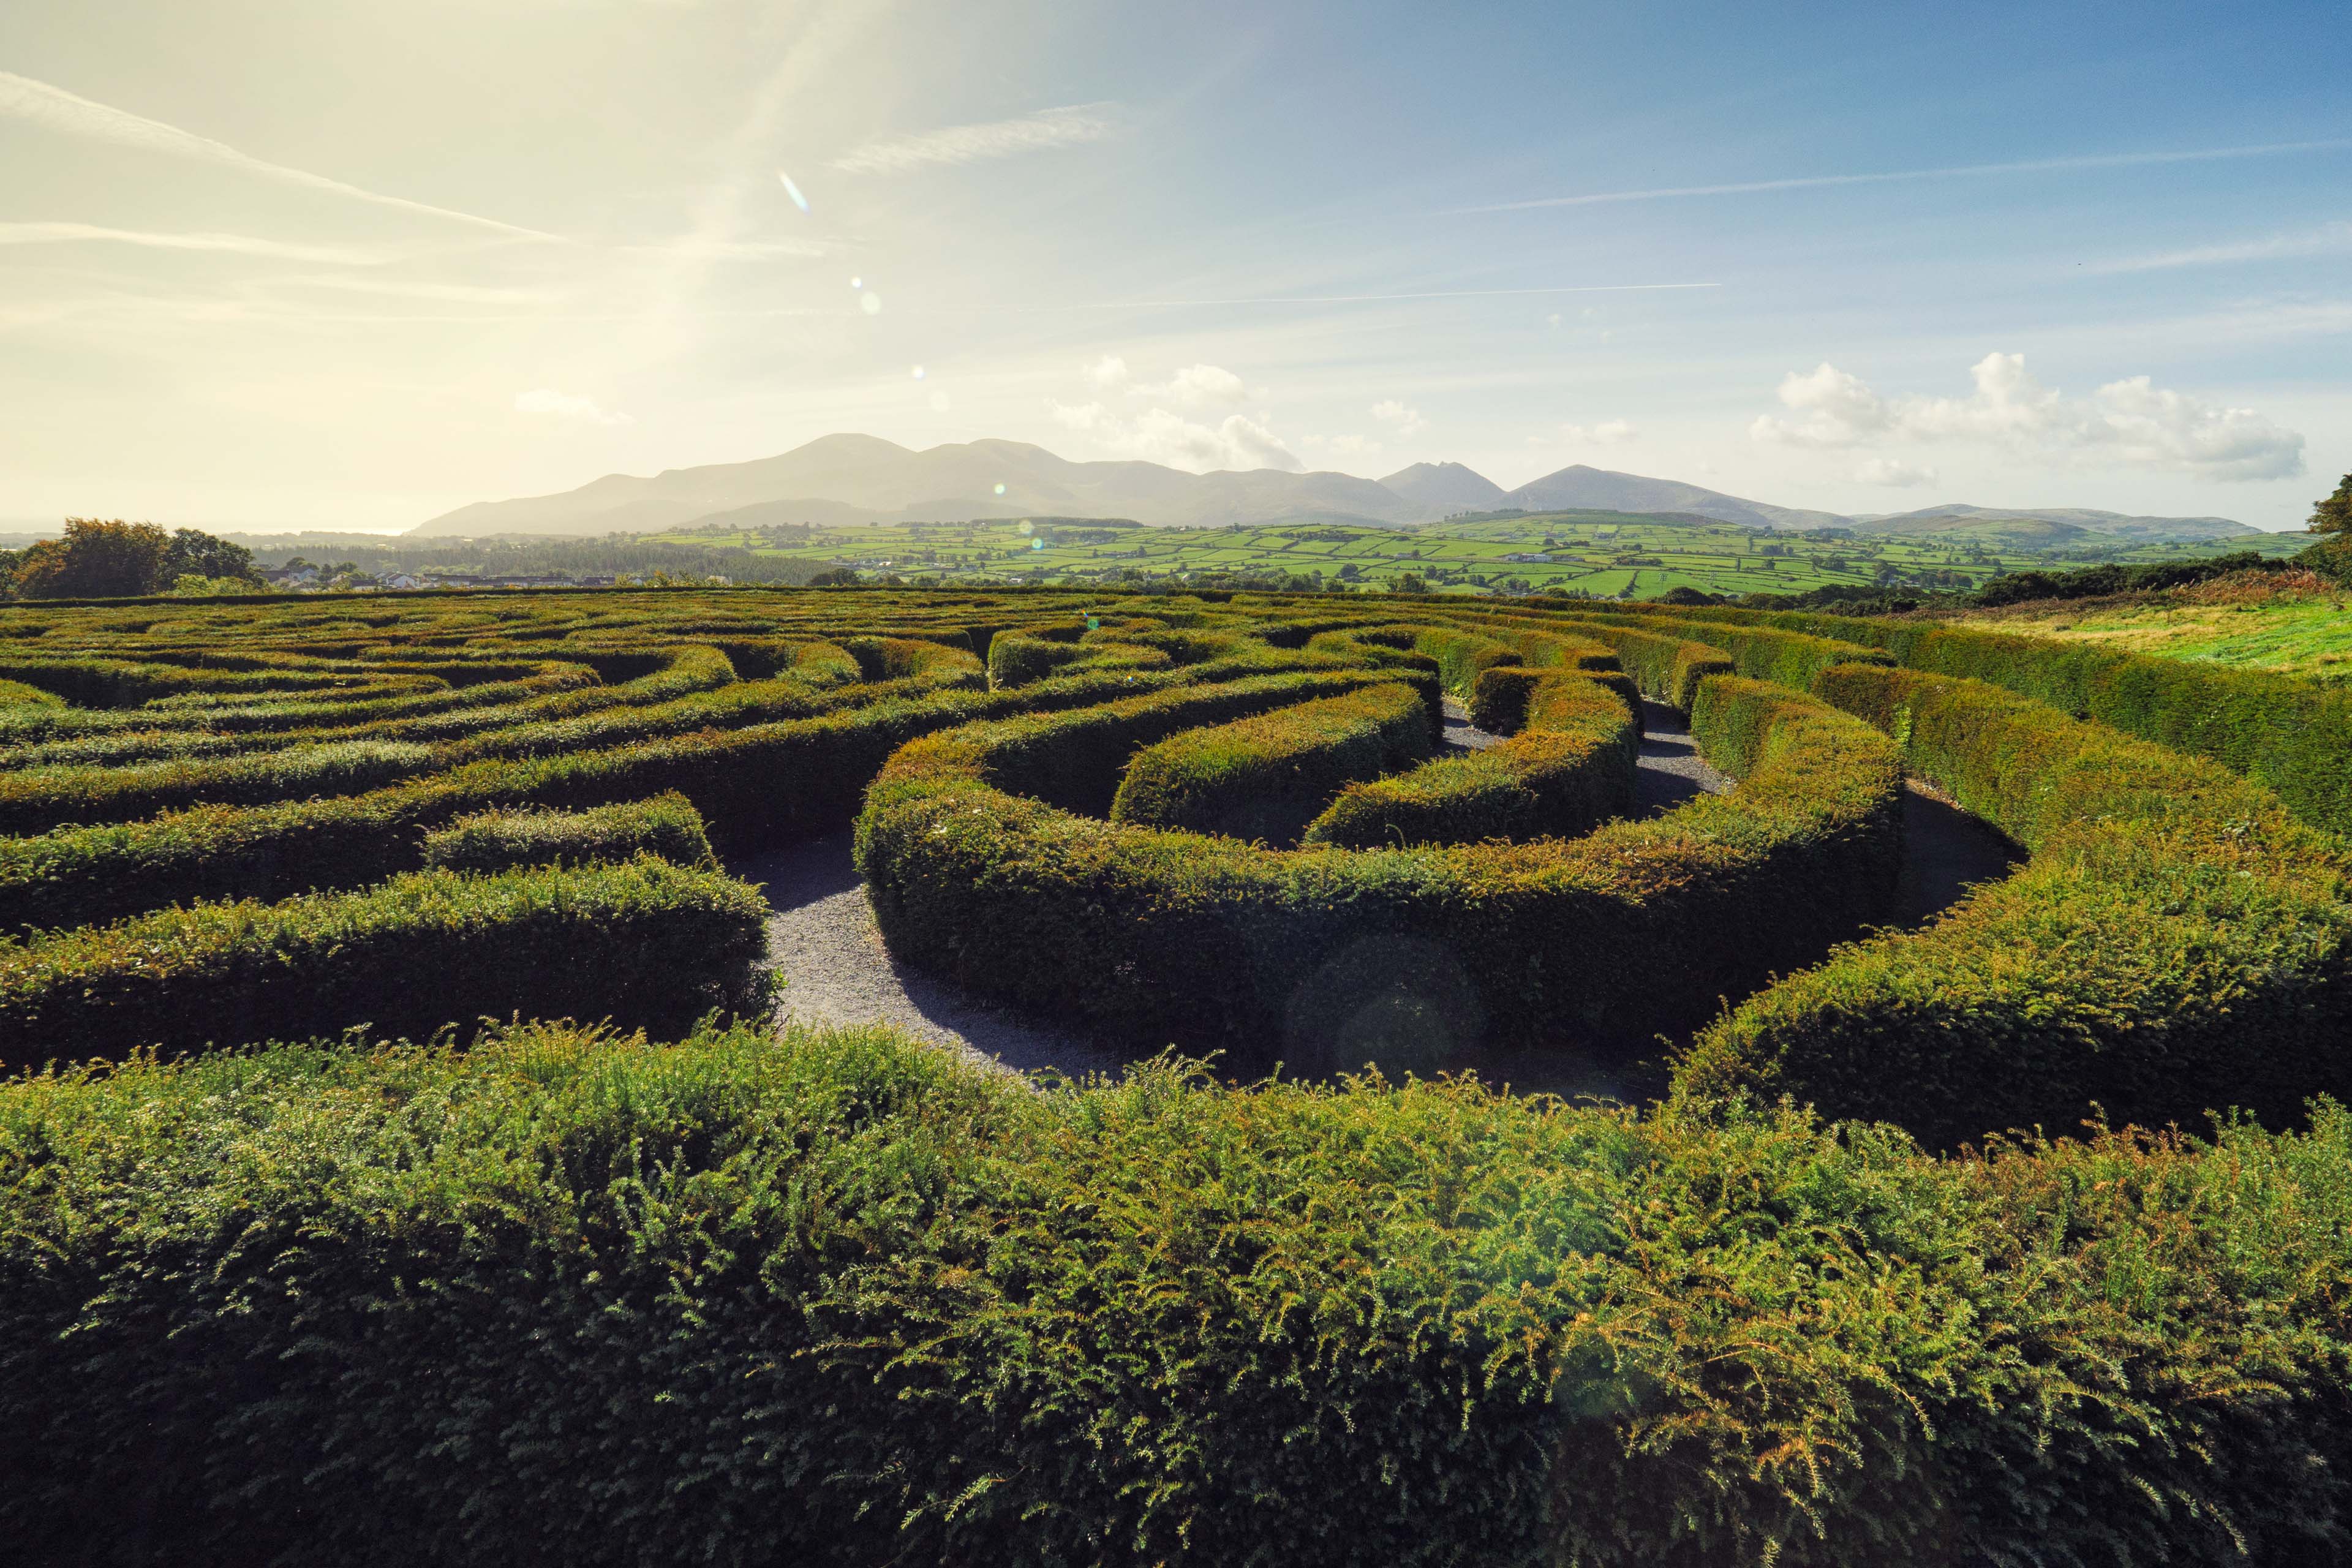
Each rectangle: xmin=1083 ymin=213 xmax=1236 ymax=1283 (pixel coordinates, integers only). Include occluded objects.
xmin=163 ymin=528 xmax=259 ymax=584
xmin=2310 ymin=473 xmax=2352 ymax=534
xmin=11 ymin=519 xmax=173 ymax=598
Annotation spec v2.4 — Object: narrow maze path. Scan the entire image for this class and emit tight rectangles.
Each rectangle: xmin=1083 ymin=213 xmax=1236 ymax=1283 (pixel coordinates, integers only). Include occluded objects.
xmin=744 ymin=696 xmax=2019 ymax=1084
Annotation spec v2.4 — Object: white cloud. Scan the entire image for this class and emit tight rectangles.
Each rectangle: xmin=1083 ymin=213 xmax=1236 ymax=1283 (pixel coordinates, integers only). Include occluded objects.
xmin=1751 ymin=353 xmax=2304 ymax=481
xmin=515 ymin=388 xmax=631 ymax=425
xmin=829 ymin=102 xmax=1118 ymax=176
xmin=1531 ymin=418 xmax=1638 ymax=447
xmin=1370 ymin=399 xmax=1425 ymax=437
xmin=1047 ymin=399 xmax=1300 ymax=472
xmin=1080 ymin=356 xmax=1249 ymax=409
xmin=2095 ymin=220 xmax=2352 ymax=273
xmin=1161 ymin=363 xmax=1247 ymax=407
xmin=0 ymin=70 xmax=559 ymax=240
xmin=1853 ymin=458 xmax=1938 ymax=487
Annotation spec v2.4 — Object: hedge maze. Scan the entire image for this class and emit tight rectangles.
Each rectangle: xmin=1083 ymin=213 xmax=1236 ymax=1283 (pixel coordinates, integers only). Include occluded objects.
xmin=4 ymin=582 xmax=2352 ymax=1565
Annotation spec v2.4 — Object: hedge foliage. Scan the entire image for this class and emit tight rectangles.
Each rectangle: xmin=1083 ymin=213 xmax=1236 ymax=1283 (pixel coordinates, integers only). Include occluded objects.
xmin=0 ymin=854 xmax=770 ymax=1065
xmin=1678 ymin=663 xmax=2352 ymax=1148
xmin=858 ymin=674 xmax=1901 ymax=1065
xmin=10 ymin=582 xmax=2352 ymax=1555
xmin=9 ymin=1017 xmax=2352 ymax=1567
xmin=1589 ymin=600 xmax=2352 ymax=837
xmin=1306 ymin=673 xmax=1639 ymax=848
xmin=1112 ymin=681 xmax=1429 ymax=844
xmin=419 ymin=790 xmax=716 ymax=873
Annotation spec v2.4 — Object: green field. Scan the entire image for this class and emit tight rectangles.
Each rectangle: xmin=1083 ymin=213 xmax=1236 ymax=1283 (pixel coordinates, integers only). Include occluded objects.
xmin=646 ymin=509 xmax=2302 ymax=598
xmin=1949 ymin=579 xmax=2352 ymax=680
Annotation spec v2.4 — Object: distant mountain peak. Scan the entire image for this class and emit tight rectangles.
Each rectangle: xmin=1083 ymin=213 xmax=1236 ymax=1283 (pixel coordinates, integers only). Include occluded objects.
xmin=1377 ymin=461 xmax=1504 ymax=516
xmin=408 ymin=433 xmax=2254 ymax=545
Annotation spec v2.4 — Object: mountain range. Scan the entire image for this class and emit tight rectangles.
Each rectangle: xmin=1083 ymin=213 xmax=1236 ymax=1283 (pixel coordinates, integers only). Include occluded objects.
xmin=410 ymin=434 xmax=2258 ymax=544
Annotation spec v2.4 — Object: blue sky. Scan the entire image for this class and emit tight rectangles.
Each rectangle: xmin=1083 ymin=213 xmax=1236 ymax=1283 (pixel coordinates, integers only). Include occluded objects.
xmin=0 ymin=0 xmax=2345 ymax=529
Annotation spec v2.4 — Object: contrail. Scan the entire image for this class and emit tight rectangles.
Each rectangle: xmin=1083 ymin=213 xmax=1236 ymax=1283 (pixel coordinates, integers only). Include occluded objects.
xmin=1449 ymin=138 xmax=2352 ymax=214
xmin=0 ymin=221 xmax=393 ymax=264
xmin=1036 ymin=281 xmax=1721 ymax=311
xmin=0 ymin=70 xmax=565 ymax=241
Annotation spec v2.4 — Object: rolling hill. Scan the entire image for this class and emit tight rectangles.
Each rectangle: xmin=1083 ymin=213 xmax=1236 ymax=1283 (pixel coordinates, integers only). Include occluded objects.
xmin=1379 ymin=461 xmax=1507 ymax=517
xmin=1850 ymin=503 xmax=2260 ymax=543
xmin=413 ymin=435 xmax=1423 ymax=537
xmin=1497 ymin=465 xmax=1850 ymax=532
xmin=410 ymin=435 xmax=2261 ymax=545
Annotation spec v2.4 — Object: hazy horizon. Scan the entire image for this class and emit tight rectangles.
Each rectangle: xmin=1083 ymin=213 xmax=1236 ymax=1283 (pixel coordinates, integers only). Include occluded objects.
xmin=2 ymin=1 xmax=2345 ymax=533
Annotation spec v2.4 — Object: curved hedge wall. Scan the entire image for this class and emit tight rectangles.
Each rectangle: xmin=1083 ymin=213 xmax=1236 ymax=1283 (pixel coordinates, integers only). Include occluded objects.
xmin=8 ymin=1018 xmax=2352 ymax=1567
xmin=857 ymin=674 xmax=1902 ymax=1064
xmin=1676 ymin=663 xmax=2352 ymax=1147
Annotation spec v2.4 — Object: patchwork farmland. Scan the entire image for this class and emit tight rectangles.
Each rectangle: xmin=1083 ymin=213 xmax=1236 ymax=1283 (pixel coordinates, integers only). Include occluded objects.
xmin=637 ymin=510 xmax=2309 ymax=598
xmin=3 ymin=582 xmax=2351 ymax=1564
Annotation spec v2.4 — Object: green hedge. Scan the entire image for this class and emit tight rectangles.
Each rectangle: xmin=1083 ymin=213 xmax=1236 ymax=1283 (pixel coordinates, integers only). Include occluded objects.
xmin=1510 ymin=618 xmax=1733 ymax=707
xmin=0 ymin=678 xmax=62 ymax=707
xmin=0 ymin=855 xmax=771 ymax=1065
xmin=419 ymin=791 xmax=716 ymax=873
xmin=1614 ymin=602 xmax=2352 ymax=839
xmin=1309 ymin=674 xmax=1639 ymax=848
xmin=9 ymin=1019 xmax=2352 ymax=1566
xmin=1676 ymin=664 xmax=2352 ymax=1148
xmin=1111 ymin=682 xmax=1429 ymax=844
xmin=1466 ymin=664 xmax=1638 ymax=733
xmin=0 ymin=660 xmax=1381 ymax=933
xmin=858 ymin=675 xmax=1902 ymax=1064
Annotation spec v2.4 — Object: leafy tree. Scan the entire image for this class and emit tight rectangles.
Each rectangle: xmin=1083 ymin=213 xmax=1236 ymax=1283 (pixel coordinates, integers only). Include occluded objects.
xmin=162 ymin=528 xmax=260 ymax=584
xmin=11 ymin=519 xmax=173 ymax=598
xmin=2310 ymin=473 xmax=2352 ymax=534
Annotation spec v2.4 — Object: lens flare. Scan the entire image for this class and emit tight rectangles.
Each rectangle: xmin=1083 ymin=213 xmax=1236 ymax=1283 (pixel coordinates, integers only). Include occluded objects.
xmin=849 ymin=276 xmax=862 ymax=289
xmin=1031 ymin=538 xmax=1044 ymax=551
xmin=995 ymin=483 xmax=1008 ymax=496
xmin=859 ymin=291 xmax=881 ymax=315
xmin=1017 ymin=519 xmax=1032 ymax=533
xmin=777 ymin=172 xmax=810 ymax=212
xmin=911 ymin=365 xmax=925 ymax=379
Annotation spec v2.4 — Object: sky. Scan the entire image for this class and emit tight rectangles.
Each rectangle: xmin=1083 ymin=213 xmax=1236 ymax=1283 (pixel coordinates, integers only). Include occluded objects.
xmin=0 ymin=0 xmax=2346 ymax=533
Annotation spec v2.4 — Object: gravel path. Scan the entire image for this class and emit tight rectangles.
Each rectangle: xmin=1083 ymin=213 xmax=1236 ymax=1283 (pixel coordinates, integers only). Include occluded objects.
xmin=745 ymin=696 xmax=2017 ymax=1087
xmin=736 ymin=834 xmax=1126 ymax=1082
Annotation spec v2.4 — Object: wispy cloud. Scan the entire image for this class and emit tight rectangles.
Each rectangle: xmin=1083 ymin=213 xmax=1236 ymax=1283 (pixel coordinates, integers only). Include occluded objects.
xmin=2094 ymin=219 xmax=2352 ymax=273
xmin=619 ymin=236 xmax=837 ymax=262
xmin=515 ymin=388 xmax=631 ymax=425
xmin=829 ymin=102 xmax=1118 ymax=175
xmin=0 ymin=221 xmax=396 ymax=265
xmin=0 ymin=70 xmax=564 ymax=240
xmin=1450 ymin=138 xmax=2352 ymax=215
xmin=986 ymin=281 xmax=1719 ymax=314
